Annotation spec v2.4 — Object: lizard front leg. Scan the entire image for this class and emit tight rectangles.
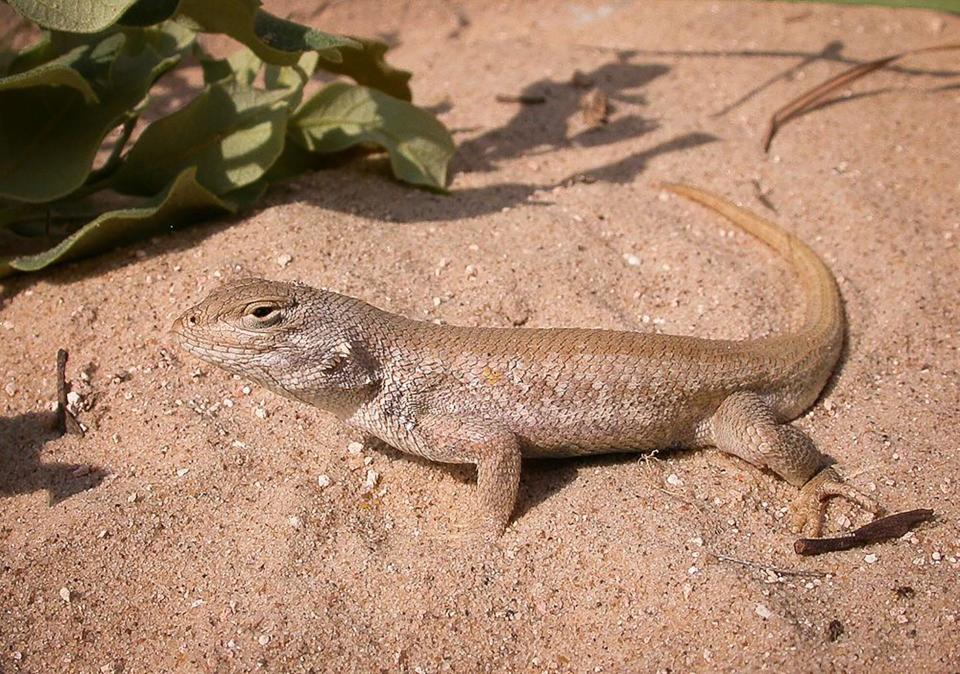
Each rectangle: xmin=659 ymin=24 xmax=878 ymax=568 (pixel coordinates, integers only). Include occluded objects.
xmin=413 ymin=415 xmax=522 ymax=538
xmin=708 ymin=391 xmax=881 ymax=536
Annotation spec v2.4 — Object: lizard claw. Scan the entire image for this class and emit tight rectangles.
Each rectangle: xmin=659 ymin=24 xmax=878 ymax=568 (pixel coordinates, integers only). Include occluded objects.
xmin=790 ymin=467 xmax=882 ymax=537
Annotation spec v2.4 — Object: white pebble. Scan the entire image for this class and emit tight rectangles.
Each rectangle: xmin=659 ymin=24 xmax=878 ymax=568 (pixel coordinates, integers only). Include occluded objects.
xmin=59 ymin=587 xmax=71 ymax=602
xmin=288 ymin=516 xmax=303 ymax=530
xmin=317 ymin=474 xmax=331 ymax=488
xmin=623 ymin=253 xmax=641 ymax=267
xmin=176 ymin=468 xmax=189 ymax=477
xmin=755 ymin=603 xmax=773 ymax=620
xmin=258 ymin=634 xmax=271 ymax=646
xmin=277 ymin=254 xmax=292 ymax=268
xmin=864 ymin=553 xmax=878 ymax=564
xmin=666 ymin=473 xmax=683 ymax=487
xmin=254 ymin=406 xmax=268 ymax=419
xmin=242 ymin=386 xmax=251 ymax=395
xmin=347 ymin=441 xmax=363 ymax=455
xmin=363 ymin=468 xmax=380 ymax=491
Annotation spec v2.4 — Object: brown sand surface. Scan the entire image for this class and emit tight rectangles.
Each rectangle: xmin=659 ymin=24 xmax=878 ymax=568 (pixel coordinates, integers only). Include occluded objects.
xmin=2 ymin=1 xmax=959 ymax=671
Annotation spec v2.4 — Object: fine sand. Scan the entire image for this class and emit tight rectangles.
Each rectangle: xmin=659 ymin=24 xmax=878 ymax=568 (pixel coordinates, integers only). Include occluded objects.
xmin=2 ymin=1 xmax=959 ymax=671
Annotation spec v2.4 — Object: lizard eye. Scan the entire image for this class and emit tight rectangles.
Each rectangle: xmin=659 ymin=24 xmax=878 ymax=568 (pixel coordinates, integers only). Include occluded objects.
xmin=242 ymin=302 xmax=282 ymax=328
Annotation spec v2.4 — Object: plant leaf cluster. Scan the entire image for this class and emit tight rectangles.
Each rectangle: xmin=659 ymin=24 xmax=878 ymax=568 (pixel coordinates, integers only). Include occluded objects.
xmin=0 ymin=0 xmax=454 ymax=277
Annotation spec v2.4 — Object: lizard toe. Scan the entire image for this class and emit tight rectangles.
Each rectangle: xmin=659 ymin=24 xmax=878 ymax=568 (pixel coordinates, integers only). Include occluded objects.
xmin=791 ymin=467 xmax=881 ymax=538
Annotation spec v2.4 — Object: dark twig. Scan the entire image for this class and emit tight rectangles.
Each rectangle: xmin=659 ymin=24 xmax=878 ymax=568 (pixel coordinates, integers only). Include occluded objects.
xmin=763 ymin=43 xmax=960 ymax=152
xmin=795 ymin=509 xmax=935 ymax=556
xmin=56 ymin=349 xmax=84 ymax=437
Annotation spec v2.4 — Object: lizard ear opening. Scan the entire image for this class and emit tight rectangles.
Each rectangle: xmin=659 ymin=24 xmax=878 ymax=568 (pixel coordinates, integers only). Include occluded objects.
xmin=321 ymin=340 xmax=377 ymax=389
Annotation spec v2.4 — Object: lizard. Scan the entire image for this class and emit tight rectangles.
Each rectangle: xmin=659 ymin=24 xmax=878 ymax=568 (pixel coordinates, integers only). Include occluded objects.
xmin=173 ymin=184 xmax=882 ymax=539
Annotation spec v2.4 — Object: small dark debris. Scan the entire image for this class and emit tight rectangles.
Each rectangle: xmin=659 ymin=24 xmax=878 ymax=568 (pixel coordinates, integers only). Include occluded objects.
xmin=827 ymin=619 xmax=844 ymax=642
xmin=895 ymin=586 xmax=916 ymax=599
xmin=578 ymin=89 xmax=610 ymax=127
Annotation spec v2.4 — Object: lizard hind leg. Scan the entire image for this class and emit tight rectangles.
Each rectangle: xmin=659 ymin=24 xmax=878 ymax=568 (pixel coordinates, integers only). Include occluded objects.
xmin=415 ymin=415 xmax=522 ymax=540
xmin=707 ymin=391 xmax=880 ymax=536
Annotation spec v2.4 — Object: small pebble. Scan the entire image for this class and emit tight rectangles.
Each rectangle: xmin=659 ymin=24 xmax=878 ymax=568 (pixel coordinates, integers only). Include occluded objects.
xmin=258 ymin=634 xmax=271 ymax=646
xmin=254 ymin=406 xmax=268 ymax=419
xmin=363 ymin=469 xmax=380 ymax=491
xmin=176 ymin=468 xmax=189 ymax=477
xmin=623 ymin=253 xmax=641 ymax=267
xmin=666 ymin=473 xmax=683 ymax=487
xmin=277 ymin=254 xmax=292 ymax=268
xmin=59 ymin=587 xmax=71 ymax=603
xmin=755 ymin=604 xmax=773 ymax=620
xmin=317 ymin=474 xmax=331 ymax=488
xmin=864 ymin=554 xmax=878 ymax=564
xmin=288 ymin=516 xmax=303 ymax=530
xmin=347 ymin=441 xmax=363 ymax=455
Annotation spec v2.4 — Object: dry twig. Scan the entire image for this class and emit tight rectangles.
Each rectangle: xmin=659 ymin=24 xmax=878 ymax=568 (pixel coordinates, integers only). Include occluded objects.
xmin=794 ymin=508 xmax=935 ymax=556
xmin=763 ymin=43 xmax=960 ymax=152
xmin=56 ymin=349 xmax=84 ymax=437
xmin=709 ymin=551 xmax=827 ymax=578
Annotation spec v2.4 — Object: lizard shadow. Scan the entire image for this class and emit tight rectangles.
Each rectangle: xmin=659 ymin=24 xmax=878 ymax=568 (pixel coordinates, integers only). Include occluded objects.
xmin=0 ymin=410 xmax=106 ymax=503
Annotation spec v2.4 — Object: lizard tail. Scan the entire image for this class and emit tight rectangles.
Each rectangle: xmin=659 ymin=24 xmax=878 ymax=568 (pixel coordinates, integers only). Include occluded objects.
xmin=660 ymin=183 xmax=844 ymax=411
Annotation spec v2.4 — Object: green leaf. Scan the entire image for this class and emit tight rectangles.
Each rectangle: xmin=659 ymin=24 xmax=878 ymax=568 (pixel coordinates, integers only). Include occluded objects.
xmin=318 ymin=38 xmax=412 ymax=101
xmin=0 ymin=45 xmax=98 ymax=103
xmin=290 ymin=82 xmax=454 ymax=189
xmin=114 ymin=79 xmax=290 ymax=196
xmin=178 ymin=0 xmax=359 ymax=66
xmin=117 ymin=0 xmax=181 ymax=26
xmin=0 ymin=26 xmax=193 ymax=203
xmin=264 ymin=51 xmax=318 ymax=110
xmin=0 ymin=167 xmax=233 ymax=277
xmin=7 ymin=0 xmax=142 ymax=33
xmin=198 ymin=45 xmax=263 ymax=86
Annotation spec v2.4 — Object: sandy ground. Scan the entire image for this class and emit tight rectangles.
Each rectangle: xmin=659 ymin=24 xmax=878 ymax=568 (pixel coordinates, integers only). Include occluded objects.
xmin=2 ymin=1 xmax=960 ymax=672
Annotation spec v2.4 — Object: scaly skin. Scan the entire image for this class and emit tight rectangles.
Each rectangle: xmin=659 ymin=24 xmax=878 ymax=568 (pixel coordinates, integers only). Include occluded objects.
xmin=173 ymin=184 xmax=881 ymax=539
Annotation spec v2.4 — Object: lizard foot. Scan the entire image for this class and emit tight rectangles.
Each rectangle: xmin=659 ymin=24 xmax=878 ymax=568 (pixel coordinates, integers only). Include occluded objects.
xmin=790 ymin=467 xmax=882 ymax=537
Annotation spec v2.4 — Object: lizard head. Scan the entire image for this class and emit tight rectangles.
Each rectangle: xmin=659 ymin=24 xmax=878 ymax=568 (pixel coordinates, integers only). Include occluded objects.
xmin=173 ymin=278 xmax=380 ymax=414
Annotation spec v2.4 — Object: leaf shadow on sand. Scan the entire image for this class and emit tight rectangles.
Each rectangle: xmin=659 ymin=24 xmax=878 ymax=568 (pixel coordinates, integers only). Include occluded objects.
xmin=0 ymin=411 xmax=106 ymax=504
xmin=297 ymin=52 xmax=718 ymax=223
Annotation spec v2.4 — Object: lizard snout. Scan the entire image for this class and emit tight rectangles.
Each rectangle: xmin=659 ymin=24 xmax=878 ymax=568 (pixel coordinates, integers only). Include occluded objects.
xmin=171 ymin=309 xmax=201 ymax=336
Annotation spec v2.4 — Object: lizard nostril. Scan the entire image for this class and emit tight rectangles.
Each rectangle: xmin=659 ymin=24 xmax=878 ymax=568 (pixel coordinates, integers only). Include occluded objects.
xmin=187 ymin=314 xmax=198 ymax=327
